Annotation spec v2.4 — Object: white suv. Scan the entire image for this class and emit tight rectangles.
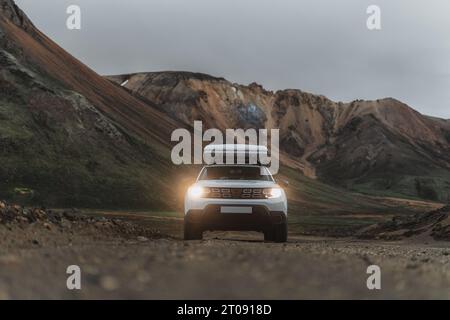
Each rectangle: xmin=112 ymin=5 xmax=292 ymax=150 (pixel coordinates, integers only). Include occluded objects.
xmin=184 ymin=146 xmax=288 ymax=242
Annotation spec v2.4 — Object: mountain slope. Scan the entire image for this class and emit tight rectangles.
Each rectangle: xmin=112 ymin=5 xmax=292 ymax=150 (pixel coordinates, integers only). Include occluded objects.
xmin=0 ymin=0 xmax=446 ymax=223
xmin=0 ymin=0 xmax=184 ymax=208
xmin=107 ymin=72 xmax=450 ymax=202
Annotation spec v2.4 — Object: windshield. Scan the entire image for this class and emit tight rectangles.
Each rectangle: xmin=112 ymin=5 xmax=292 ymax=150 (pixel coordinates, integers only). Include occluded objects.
xmin=198 ymin=166 xmax=273 ymax=181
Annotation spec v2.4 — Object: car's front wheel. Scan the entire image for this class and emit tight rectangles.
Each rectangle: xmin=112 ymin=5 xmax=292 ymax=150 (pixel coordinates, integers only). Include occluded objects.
xmin=264 ymin=222 xmax=288 ymax=243
xmin=184 ymin=221 xmax=203 ymax=240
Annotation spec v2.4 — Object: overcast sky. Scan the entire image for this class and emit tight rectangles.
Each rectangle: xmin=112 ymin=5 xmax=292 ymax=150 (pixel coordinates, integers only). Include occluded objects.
xmin=15 ymin=0 xmax=450 ymax=118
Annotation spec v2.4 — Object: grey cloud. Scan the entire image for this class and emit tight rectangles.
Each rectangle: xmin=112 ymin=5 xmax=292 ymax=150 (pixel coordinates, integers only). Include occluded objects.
xmin=15 ymin=0 xmax=450 ymax=118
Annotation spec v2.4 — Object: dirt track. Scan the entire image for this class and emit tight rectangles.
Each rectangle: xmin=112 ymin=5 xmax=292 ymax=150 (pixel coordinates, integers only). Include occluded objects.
xmin=1 ymin=217 xmax=449 ymax=299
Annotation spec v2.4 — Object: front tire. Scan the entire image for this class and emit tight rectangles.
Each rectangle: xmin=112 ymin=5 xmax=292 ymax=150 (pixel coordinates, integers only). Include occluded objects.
xmin=264 ymin=223 xmax=288 ymax=243
xmin=184 ymin=221 xmax=203 ymax=240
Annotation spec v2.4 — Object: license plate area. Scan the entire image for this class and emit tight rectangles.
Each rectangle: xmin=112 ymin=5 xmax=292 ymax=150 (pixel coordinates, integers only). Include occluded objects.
xmin=220 ymin=206 xmax=253 ymax=214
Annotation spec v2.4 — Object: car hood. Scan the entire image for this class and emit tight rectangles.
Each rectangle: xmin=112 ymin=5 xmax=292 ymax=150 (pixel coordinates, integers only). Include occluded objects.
xmin=195 ymin=180 xmax=278 ymax=188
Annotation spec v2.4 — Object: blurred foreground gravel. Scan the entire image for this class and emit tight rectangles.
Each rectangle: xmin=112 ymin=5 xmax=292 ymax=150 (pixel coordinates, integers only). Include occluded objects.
xmin=1 ymin=219 xmax=449 ymax=299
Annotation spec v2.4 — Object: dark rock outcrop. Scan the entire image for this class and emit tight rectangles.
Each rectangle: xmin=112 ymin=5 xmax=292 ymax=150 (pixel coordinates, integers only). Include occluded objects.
xmin=358 ymin=205 xmax=450 ymax=240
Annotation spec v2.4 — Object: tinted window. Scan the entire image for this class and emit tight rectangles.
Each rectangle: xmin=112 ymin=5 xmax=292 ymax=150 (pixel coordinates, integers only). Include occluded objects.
xmin=199 ymin=166 xmax=273 ymax=181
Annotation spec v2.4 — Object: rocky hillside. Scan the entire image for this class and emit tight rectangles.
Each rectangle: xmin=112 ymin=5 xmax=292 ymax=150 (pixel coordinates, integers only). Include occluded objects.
xmin=107 ymin=72 xmax=450 ymax=202
xmin=0 ymin=0 xmax=184 ymax=208
xmin=358 ymin=205 xmax=450 ymax=241
xmin=0 ymin=200 xmax=161 ymax=238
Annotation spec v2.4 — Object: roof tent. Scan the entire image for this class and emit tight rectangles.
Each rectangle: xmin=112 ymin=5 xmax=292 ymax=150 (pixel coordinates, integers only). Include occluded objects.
xmin=204 ymin=144 xmax=269 ymax=165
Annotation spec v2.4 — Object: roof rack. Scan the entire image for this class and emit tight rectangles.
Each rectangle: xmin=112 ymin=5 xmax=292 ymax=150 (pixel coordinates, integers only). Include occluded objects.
xmin=203 ymin=144 xmax=268 ymax=165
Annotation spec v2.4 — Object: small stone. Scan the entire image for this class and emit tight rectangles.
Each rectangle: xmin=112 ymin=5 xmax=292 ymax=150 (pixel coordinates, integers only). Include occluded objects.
xmin=0 ymin=290 xmax=10 ymax=300
xmin=16 ymin=216 xmax=28 ymax=223
xmin=136 ymin=272 xmax=151 ymax=283
xmin=84 ymin=265 xmax=100 ymax=275
xmin=0 ymin=254 xmax=20 ymax=264
xmin=100 ymin=276 xmax=119 ymax=291
xmin=137 ymin=236 xmax=148 ymax=242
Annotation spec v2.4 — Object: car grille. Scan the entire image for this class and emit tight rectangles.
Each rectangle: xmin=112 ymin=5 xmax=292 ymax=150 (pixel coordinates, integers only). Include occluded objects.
xmin=204 ymin=188 xmax=266 ymax=199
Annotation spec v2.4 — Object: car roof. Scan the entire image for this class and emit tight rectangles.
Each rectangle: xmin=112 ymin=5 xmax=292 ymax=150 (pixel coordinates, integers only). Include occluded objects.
xmin=203 ymin=164 xmax=264 ymax=168
xmin=204 ymin=144 xmax=268 ymax=153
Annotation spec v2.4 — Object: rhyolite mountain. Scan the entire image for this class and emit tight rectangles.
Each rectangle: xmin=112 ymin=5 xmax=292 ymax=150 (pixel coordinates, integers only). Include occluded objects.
xmin=107 ymin=72 xmax=450 ymax=202
xmin=0 ymin=0 xmax=449 ymax=218
xmin=0 ymin=0 xmax=185 ymax=208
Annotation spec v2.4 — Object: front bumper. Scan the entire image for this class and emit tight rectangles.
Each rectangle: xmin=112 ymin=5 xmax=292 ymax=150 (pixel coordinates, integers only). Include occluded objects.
xmin=185 ymin=204 xmax=287 ymax=232
xmin=185 ymin=197 xmax=287 ymax=215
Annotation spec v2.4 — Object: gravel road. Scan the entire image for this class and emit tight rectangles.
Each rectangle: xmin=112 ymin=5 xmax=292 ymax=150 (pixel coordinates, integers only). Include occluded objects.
xmin=1 ymin=220 xmax=449 ymax=299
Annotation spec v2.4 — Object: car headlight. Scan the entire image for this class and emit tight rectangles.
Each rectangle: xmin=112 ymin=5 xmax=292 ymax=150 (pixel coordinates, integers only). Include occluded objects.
xmin=263 ymin=188 xmax=283 ymax=199
xmin=187 ymin=186 xmax=209 ymax=198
